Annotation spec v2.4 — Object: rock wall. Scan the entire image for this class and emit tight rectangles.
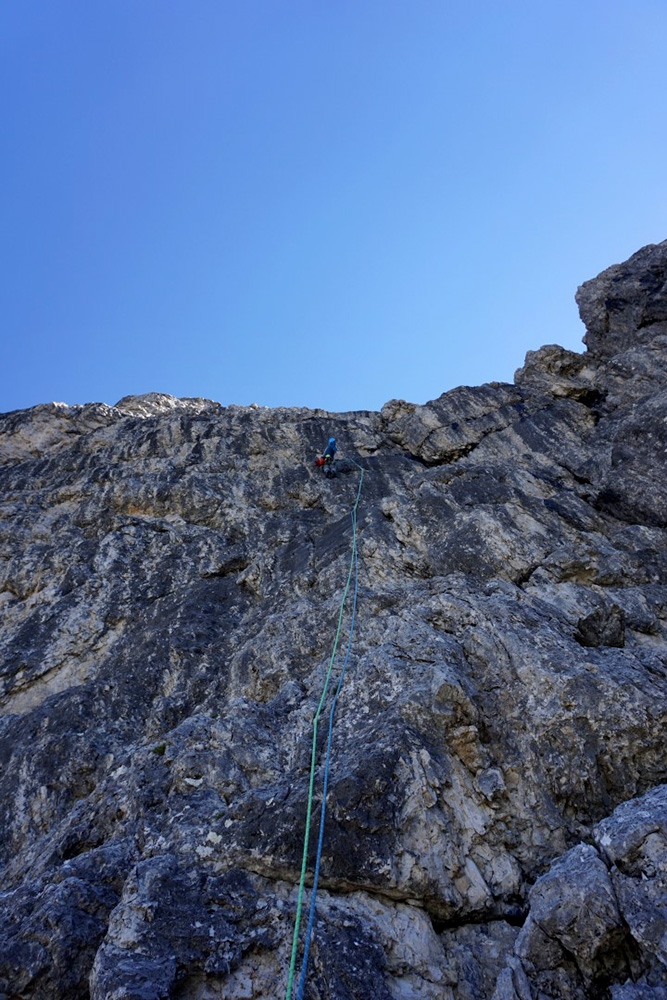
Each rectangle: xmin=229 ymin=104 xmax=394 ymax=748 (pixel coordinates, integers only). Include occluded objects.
xmin=1 ymin=240 xmax=667 ymax=999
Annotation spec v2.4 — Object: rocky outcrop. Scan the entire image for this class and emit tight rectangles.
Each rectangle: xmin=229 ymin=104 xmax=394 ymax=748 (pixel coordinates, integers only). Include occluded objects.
xmin=1 ymin=240 xmax=667 ymax=999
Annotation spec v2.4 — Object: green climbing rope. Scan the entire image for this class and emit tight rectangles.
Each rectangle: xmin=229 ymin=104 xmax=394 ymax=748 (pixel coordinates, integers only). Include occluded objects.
xmin=284 ymin=464 xmax=364 ymax=1000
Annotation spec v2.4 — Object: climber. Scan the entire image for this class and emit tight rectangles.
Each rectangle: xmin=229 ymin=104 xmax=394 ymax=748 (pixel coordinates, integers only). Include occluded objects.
xmin=315 ymin=437 xmax=337 ymax=477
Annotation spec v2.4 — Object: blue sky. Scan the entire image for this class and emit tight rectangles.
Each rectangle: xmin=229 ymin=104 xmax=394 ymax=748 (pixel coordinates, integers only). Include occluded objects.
xmin=1 ymin=1 xmax=666 ymax=414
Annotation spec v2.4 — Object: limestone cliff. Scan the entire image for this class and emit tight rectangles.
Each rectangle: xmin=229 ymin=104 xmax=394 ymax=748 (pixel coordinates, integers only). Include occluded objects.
xmin=1 ymin=241 xmax=667 ymax=1000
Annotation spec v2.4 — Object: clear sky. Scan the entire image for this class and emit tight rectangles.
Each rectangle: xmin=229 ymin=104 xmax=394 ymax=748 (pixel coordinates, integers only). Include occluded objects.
xmin=1 ymin=1 xmax=666 ymax=415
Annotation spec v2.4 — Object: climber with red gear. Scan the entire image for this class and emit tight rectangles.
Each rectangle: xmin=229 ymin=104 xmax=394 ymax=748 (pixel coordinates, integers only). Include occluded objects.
xmin=315 ymin=437 xmax=337 ymax=477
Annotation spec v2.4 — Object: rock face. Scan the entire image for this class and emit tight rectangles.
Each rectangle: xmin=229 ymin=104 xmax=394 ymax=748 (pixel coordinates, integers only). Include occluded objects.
xmin=1 ymin=241 xmax=667 ymax=999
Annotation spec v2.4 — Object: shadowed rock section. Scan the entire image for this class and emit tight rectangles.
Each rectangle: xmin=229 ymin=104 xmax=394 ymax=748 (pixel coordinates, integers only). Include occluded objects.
xmin=1 ymin=240 xmax=667 ymax=999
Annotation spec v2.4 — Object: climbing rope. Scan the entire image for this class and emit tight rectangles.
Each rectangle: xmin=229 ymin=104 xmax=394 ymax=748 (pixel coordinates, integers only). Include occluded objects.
xmin=285 ymin=462 xmax=364 ymax=1000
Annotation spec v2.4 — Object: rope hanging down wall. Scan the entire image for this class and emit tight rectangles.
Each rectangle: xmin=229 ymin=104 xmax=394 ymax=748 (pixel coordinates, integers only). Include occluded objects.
xmin=285 ymin=461 xmax=365 ymax=1000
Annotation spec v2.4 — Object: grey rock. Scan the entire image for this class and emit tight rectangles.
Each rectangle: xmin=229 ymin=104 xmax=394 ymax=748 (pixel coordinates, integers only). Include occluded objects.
xmin=576 ymin=239 xmax=667 ymax=359
xmin=114 ymin=393 xmax=224 ymax=418
xmin=575 ymin=604 xmax=626 ymax=647
xmin=514 ymin=344 xmax=600 ymax=404
xmin=442 ymin=920 xmax=518 ymax=999
xmin=514 ymin=843 xmax=625 ymax=994
xmin=595 ymin=786 xmax=667 ymax=976
xmin=492 ymin=785 xmax=667 ymax=999
xmin=611 ymin=983 xmax=667 ymax=999
xmin=594 ymin=389 xmax=667 ymax=527
xmin=2 ymin=240 xmax=667 ymax=998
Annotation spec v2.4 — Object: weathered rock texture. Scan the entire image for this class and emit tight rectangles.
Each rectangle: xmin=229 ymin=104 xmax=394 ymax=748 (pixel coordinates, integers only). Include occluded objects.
xmin=2 ymin=239 xmax=667 ymax=999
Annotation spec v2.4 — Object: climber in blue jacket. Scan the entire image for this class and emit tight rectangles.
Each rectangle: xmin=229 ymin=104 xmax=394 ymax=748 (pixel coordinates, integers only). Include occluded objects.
xmin=315 ymin=437 xmax=337 ymax=477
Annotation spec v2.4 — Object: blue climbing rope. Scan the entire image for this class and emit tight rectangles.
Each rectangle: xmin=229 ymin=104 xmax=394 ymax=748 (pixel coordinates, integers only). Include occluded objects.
xmin=285 ymin=461 xmax=364 ymax=1000
xmin=295 ymin=476 xmax=361 ymax=999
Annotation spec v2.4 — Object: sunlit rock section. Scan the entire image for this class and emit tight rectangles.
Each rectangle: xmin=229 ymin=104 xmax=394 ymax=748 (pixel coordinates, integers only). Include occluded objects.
xmin=0 ymin=240 xmax=666 ymax=999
